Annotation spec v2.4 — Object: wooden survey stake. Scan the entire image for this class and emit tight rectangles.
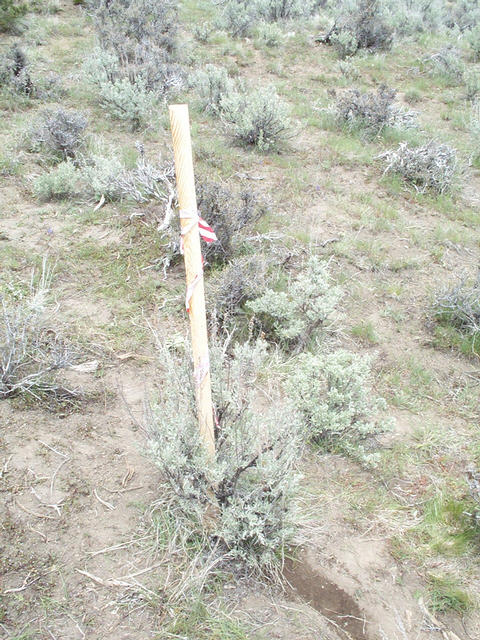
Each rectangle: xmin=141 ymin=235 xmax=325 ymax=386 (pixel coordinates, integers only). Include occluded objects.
xmin=169 ymin=104 xmax=215 ymax=458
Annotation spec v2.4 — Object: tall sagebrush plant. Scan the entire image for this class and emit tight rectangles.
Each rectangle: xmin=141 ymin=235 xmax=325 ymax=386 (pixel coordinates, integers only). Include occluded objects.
xmin=147 ymin=338 xmax=303 ymax=570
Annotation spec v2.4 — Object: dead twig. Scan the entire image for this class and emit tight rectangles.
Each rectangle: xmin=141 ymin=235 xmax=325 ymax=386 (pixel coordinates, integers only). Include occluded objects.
xmin=16 ymin=499 xmax=55 ymax=520
xmin=93 ymin=488 xmax=116 ymax=510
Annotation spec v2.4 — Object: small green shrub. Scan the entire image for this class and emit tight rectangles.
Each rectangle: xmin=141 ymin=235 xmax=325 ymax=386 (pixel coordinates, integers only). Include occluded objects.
xmin=0 ymin=0 xmax=27 ymax=33
xmin=247 ymin=256 xmax=342 ymax=351
xmin=191 ymin=64 xmax=235 ymax=115
xmin=33 ymin=160 xmax=82 ymax=201
xmin=380 ymin=141 xmax=457 ymax=194
xmin=288 ymin=349 xmax=391 ymax=464
xmin=221 ymin=86 xmax=290 ymax=151
xmin=147 ymin=338 xmax=302 ymax=570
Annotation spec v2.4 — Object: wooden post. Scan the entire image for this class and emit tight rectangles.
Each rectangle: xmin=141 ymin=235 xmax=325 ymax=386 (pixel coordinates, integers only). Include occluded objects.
xmin=169 ymin=104 xmax=215 ymax=459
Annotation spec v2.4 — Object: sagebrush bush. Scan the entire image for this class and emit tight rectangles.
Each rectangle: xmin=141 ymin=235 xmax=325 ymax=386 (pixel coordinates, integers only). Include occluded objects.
xmin=220 ymin=0 xmax=314 ymax=35
xmin=80 ymin=151 xmax=125 ymax=200
xmin=380 ymin=141 xmax=457 ymax=194
xmin=96 ymin=76 xmax=159 ymax=130
xmin=90 ymin=0 xmax=178 ymax=58
xmin=219 ymin=0 xmax=258 ymax=37
xmin=1 ymin=264 xmax=79 ymax=405
xmin=33 ymin=160 xmax=81 ymax=201
xmin=191 ymin=64 xmax=235 ymax=115
xmin=424 ymin=47 xmax=465 ymax=84
xmin=193 ymin=21 xmax=213 ymax=43
xmin=221 ymin=86 xmax=290 ymax=150
xmin=288 ymin=349 xmax=391 ymax=465
xmin=147 ymin=338 xmax=302 ymax=569
xmin=29 ymin=108 xmax=87 ymax=160
xmin=433 ymin=274 xmax=480 ymax=343
xmin=0 ymin=0 xmax=27 ymax=33
xmin=385 ymin=0 xmax=444 ymax=36
xmin=466 ymin=25 xmax=480 ymax=61
xmin=84 ymin=0 xmax=183 ymax=126
xmin=469 ymin=100 xmax=480 ymax=166
xmin=247 ymin=256 xmax=342 ymax=351
xmin=464 ymin=70 xmax=480 ymax=102
xmin=0 ymin=45 xmax=64 ymax=102
xmin=446 ymin=0 xmax=480 ymax=32
xmin=197 ymin=182 xmax=266 ymax=265
xmin=207 ymin=255 xmax=269 ymax=330
xmin=333 ymin=85 xmax=417 ymax=136
xmin=321 ymin=0 xmax=393 ymax=58
xmin=0 ymin=44 xmax=34 ymax=96
xmin=257 ymin=0 xmax=314 ymax=21
xmin=84 ymin=50 xmax=182 ymax=128
xmin=255 ymin=21 xmax=283 ymax=47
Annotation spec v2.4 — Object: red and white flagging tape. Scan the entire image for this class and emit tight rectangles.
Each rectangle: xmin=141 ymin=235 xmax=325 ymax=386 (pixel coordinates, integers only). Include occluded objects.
xmin=180 ymin=208 xmax=217 ymax=313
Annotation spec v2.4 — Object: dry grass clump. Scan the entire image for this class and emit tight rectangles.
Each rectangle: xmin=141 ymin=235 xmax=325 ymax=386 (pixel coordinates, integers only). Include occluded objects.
xmin=1 ymin=263 xmax=80 ymax=406
xmin=380 ymin=141 xmax=457 ymax=193
xmin=333 ymin=85 xmax=417 ymax=136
